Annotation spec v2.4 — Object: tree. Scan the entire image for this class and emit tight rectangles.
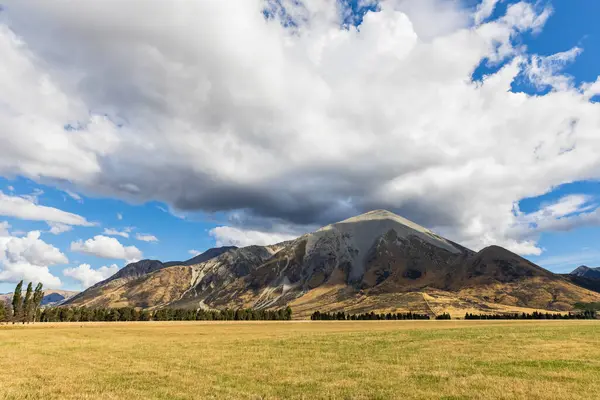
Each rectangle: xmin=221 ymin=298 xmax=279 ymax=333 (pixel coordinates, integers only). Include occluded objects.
xmin=5 ymin=301 xmax=14 ymax=323
xmin=23 ymin=282 xmax=34 ymax=324
xmin=0 ymin=301 xmax=5 ymax=324
xmin=11 ymin=281 xmax=23 ymax=325
xmin=32 ymin=283 xmax=44 ymax=323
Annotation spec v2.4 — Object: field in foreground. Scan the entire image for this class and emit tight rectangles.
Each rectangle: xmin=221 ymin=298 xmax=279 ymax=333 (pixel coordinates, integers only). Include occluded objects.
xmin=1 ymin=321 xmax=600 ymax=400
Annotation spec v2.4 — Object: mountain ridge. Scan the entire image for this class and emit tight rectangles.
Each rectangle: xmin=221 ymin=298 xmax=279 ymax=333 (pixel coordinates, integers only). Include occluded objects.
xmin=570 ymin=265 xmax=600 ymax=279
xmin=65 ymin=210 xmax=600 ymax=317
xmin=64 ymin=246 xmax=237 ymax=307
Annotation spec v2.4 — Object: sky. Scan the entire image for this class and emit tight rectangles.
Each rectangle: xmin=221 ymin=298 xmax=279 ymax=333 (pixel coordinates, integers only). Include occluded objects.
xmin=0 ymin=0 xmax=600 ymax=293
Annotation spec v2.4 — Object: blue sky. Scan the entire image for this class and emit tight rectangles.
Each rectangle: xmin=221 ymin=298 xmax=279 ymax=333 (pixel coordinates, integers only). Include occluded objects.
xmin=1 ymin=0 xmax=600 ymax=292
xmin=0 ymin=176 xmax=223 ymax=291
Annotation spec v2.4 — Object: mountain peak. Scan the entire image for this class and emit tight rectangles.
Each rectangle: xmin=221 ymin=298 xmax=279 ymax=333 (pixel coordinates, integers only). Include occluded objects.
xmin=333 ymin=209 xmax=435 ymax=236
xmin=314 ymin=208 xmax=461 ymax=279
xmin=343 ymin=209 xmax=401 ymax=221
xmin=570 ymin=265 xmax=600 ymax=279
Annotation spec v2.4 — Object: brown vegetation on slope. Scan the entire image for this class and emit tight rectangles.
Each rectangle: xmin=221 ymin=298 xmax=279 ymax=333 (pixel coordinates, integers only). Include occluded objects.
xmin=66 ymin=266 xmax=193 ymax=309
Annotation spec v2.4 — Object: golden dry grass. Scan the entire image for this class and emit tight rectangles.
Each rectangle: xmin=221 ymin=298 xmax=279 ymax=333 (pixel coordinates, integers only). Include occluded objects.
xmin=1 ymin=320 xmax=600 ymax=399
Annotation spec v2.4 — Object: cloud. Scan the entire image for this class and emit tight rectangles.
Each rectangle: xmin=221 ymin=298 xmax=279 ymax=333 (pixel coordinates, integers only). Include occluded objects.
xmin=0 ymin=229 xmax=66 ymax=287
xmin=188 ymin=249 xmax=201 ymax=256
xmin=70 ymin=235 xmax=142 ymax=261
xmin=102 ymin=227 xmax=130 ymax=238
xmin=505 ymin=194 xmax=600 ymax=253
xmin=0 ymin=191 xmax=94 ymax=227
xmin=473 ymin=0 xmax=501 ymax=25
xmin=64 ymin=189 xmax=83 ymax=202
xmin=526 ymin=47 xmax=583 ymax=91
xmin=116 ymin=213 xmax=123 ymax=220
xmin=19 ymin=188 xmax=44 ymax=205
xmin=1 ymin=1 xmax=600 ymax=256
xmin=48 ymin=222 xmax=73 ymax=235
xmin=0 ymin=221 xmax=10 ymax=236
xmin=63 ymin=263 xmax=119 ymax=288
xmin=156 ymin=205 xmax=187 ymax=220
xmin=135 ymin=233 xmax=158 ymax=242
xmin=209 ymin=226 xmax=296 ymax=247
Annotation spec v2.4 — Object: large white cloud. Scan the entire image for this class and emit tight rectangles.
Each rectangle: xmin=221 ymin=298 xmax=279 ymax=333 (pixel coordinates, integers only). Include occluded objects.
xmin=70 ymin=235 xmax=142 ymax=262
xmin=0 ymin=227 xmax=67 ymax=287
xmin=1 ymin=0 xmax=600 ymax=256
xmin=63 ymin=263 xmax=119 ymax=288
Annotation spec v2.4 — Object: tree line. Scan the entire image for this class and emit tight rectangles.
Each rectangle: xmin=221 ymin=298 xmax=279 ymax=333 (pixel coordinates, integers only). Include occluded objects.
xmin=574 ymin=302 xmax=600 ymax=312
xmin=310 ymin=311 xmax=431 ymax=320
xmin=464 ymin=310 xmax=597 ymax=320
xmin=0 ymin=281 xmax=45 ymax=324
xmin=37 ymin=306 xmax=293 ymax=322
xmin=311 ymin=310 xmax=599 ymax=321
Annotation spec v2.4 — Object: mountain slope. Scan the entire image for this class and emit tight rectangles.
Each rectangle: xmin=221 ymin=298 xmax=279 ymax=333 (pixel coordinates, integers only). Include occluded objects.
xmin=62 ymin=210 xmax=600 ymax=316
xmin=561 ymin=274 xmax=600 ymax=294
xmin=454 ymin=246 xmax=598 ymax=311
xmin=65 ymin=247 xmax=236 ymax=308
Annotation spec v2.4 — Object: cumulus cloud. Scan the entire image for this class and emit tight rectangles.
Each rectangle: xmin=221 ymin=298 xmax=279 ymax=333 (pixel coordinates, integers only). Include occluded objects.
xmin=63 ymin=263 xmax=119 ymax=288
xmin=135 ymin=233 xmax=158 ymax=242
xmin=0 ymin=229 xmax=67 ymax=287
xmin=103 ymin=227 xmax=131 ymax=238
xmin=70 ymin=235 xmax=142 ymax=261
xmin=188 ymin=249 xmax=201 ymax=256
xmin=0 ymin=191 xmax=94 ymax=227
xmin=1 ymin=1 xmax=600 ymax=256
xmin=210 ymin=226 xmax=296 ymax=247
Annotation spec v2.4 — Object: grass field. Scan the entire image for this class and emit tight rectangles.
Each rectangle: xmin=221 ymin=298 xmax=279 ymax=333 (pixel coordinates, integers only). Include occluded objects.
xmin=1 ymin=321 xmax=600 ymax=399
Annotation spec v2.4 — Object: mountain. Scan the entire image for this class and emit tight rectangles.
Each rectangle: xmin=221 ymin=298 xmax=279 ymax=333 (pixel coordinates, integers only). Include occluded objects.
xmin=64 ymin=210 xmax=600 ymax=317
xmin=559 ymin=266 xmax=600 ymax=295
xmin=0 ymin=289 xmax=79 ymax=306
xmin=570 ymin=265 xmax=600 ymax=279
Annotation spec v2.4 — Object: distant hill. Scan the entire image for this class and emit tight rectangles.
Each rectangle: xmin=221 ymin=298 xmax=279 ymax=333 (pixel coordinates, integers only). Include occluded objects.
xmin=64 ymin=210 xmax=600 ymax=317
xmin=0 ymin=289 xmax=79 ymax=306
xmin=570 ymin=265 xmax=600 ymax=279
